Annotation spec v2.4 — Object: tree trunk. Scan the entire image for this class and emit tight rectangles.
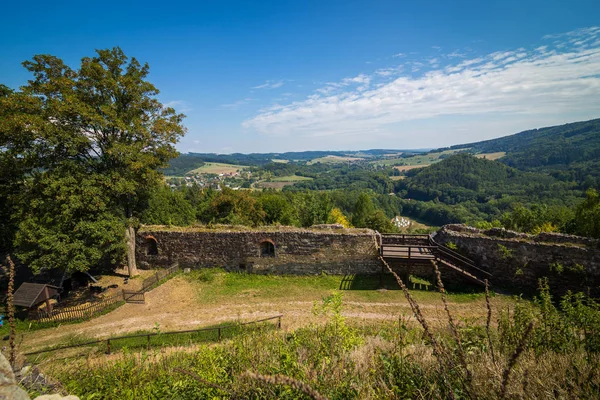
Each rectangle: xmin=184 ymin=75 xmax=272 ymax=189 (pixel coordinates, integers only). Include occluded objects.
xmin=125 ymin=225 xmax=138 ymax=277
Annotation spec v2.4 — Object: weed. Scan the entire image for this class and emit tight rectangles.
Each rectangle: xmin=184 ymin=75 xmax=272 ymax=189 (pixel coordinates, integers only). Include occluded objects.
xmin=497 ymin=244 xmax=513 ymax=260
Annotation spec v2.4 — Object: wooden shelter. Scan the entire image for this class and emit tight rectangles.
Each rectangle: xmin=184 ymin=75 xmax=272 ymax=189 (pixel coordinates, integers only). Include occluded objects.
xmin=13 ymin=283 xmax=59 ymax=311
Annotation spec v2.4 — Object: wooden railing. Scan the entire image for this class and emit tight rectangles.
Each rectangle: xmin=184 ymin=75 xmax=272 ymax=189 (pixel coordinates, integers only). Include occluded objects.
xmin=428 ymin=237 xmax=492 ymax=278
xmin=379 ymin=232 xmax=491 ymax=283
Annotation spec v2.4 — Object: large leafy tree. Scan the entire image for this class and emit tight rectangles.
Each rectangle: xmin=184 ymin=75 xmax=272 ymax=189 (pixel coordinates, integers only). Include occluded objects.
xmin=573 ymin=189 xmax=600 ymax=238
xmin=2 ymin=48 xmax=186 ymax=275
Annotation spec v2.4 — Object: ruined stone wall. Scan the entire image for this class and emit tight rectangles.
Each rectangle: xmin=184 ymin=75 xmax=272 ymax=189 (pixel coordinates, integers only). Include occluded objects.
xmin=136 ymin=226 xmax=382 ymax=275
xmin=434 ymin=225 xmax=600 ymax=296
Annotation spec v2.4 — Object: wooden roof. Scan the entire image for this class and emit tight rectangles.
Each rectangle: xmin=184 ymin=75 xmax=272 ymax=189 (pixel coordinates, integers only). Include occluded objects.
xmin=13 ymin=283 xmax=59 ymax=308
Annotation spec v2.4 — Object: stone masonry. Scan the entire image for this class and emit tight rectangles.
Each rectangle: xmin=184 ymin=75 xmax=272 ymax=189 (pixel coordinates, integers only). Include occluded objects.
xmin=136 ymin=225 xmax=382 ymax=275
xmin=434 ymin=225 xmax=600 ymax=296
xmin=136 ymin=224 xmax=600 ymax=295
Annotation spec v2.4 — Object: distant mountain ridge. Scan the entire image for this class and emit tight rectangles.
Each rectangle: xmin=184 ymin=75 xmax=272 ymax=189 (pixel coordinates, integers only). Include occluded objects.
xmin=444 ymin=118 xmax=600 ymax=171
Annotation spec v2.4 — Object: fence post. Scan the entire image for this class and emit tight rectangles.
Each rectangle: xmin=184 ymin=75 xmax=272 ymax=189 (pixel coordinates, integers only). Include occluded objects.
xmin=106 ymin=339 xmax=111 ymax=354
xmin=277 ymin=316 xmax=281 ymax=329
xmin=218 ymin=327 xmax=221 ymax=342
xmin=147 ymin=334 xmax=151 ymax=350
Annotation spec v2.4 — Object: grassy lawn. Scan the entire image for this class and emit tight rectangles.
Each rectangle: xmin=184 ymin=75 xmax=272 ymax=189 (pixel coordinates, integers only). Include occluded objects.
xmin=185 ymin=269 xmax=489 ymax=305
xmin=307 ymin=155 xmax=365 ymax=164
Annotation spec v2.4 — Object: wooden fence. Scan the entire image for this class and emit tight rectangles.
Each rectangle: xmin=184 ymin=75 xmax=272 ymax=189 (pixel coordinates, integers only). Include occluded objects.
xmin=29 ymin=290 xmax=125 ymax=323
xmin=25 ymin=315 xmax=283 ymax=356
xmin=141 ymin=264 xmax=179 ymax=291
xmin=28 ymin=265 xmax=180 ymax=324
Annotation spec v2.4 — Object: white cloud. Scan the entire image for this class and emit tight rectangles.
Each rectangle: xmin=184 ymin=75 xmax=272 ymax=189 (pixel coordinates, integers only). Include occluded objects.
xmin=252 ymin=80 xmax=285 ymax=89
xmin=392 ymin=52 xmax=406 ymax=58
xmin=243 ymin=27 xmax=600 ymax=143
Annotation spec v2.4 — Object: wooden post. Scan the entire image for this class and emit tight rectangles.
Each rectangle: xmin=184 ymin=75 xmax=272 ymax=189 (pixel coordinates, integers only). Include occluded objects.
xmin=147 ymin=334 xmax=151 ymax=350
xmin=277 ymin=316 xmax=281 ymax=329
xmin=106 ymin=339 xmax=111 ymax=354
xmin=218 ymin=327 xmax=221 ymax=342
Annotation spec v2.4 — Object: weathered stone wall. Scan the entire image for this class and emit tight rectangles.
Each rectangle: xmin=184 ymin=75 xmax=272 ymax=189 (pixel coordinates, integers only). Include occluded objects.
xmin=136 ymin=226 xmax=382 ymax=275
xmin=434 ymin=225 xmax=600 ymax=296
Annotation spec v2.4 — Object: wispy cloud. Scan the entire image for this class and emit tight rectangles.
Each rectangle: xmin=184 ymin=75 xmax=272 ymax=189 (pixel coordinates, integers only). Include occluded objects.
xmin=222 ymin=98 xmax=256 ymax=110
xmin=252 ymin=80 xmax=285 ymax=89
xmin=164 ymin=100 xmax=192 ymax=113
xmin=316 ymin=73 xmax=372 ymax=94
xmin=243 ymin=27 xmax=600 ymax=141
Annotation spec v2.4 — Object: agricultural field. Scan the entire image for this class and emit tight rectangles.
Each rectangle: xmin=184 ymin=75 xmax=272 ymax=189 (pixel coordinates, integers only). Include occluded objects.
xmin=270 ymin=175 xmax=313 ymax=182
xmin=475 ymin=151 xmax=507 ymax=160
xmin=393 ymin=164 xmax=428 ymax=172
xmin=186 ymin=162 xmax=248 ymax=175
xmin=371 ymin=148 xmax=468 ymax=168
xmin=307 ymin=155 xmax=365 ymax=165
xmin=255 ymin=175 xmax=313 ymax=190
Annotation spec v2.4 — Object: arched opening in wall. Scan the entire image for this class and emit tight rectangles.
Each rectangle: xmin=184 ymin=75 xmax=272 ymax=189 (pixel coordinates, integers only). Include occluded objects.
xmin=259 ymin=240 xmax=275 ymax=257
xmin=144 ymin=236 xmax=159 ymax=256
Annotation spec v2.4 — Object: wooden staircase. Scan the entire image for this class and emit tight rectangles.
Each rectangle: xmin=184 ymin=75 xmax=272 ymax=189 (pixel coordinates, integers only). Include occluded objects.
xmin=379 ymin=234 xmax=491 ymax=286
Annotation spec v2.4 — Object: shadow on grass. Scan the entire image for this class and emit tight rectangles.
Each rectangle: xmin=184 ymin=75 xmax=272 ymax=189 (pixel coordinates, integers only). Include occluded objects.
xmin=339 ymin=274 xmax=486 ymax=294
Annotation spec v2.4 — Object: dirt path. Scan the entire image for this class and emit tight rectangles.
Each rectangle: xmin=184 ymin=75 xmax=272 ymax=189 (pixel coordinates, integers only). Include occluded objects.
xmin=21 ymin=276 xmax=496 ymax=352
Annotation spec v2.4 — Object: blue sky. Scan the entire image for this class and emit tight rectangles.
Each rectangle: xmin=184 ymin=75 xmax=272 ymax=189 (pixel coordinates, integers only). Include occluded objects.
xmin=2 ymin=0 xmax=600 ymax=153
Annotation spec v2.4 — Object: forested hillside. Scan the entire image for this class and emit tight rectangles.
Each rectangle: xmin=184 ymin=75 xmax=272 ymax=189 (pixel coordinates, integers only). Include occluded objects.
xmin=396 ymin=153 xmax=581 ymax=229
xmin=447 ymin=118 xmax=600 ymax=185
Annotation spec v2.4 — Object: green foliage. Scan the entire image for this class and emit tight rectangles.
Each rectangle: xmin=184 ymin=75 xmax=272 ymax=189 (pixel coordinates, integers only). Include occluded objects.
xmin=1 ymin=47 xmax=185 ymax=272
xmin=498 ymin=278 xmax=600 ymax=355
xmin=312 ymin=291 xmax=363 ymax=351
xmin=573 ymin=188 xmax=600 ymax=238
xmin=141 ymin=185 xmax=196 ymax=226
xmin=549 ymin=262 xmax=564 ymax=274
xmin=198 ymin=187 xmax=265 ymax=226
xmin=258 ymin=192 xmax=297 ymax=225
xmin=497 ymin=244 xmax=513 ymax=260
xmin=352 ymin=193 xmax=375 ymax=228
xmin=15 ymin=169 xmax=127 ymax=273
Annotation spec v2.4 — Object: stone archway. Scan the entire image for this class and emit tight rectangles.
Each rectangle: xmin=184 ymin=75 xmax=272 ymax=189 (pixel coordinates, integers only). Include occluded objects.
xmin=259 ymin=239 xmax=275 ymax=257
xmin=144 ymin=235 xmax=159 ymax=256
